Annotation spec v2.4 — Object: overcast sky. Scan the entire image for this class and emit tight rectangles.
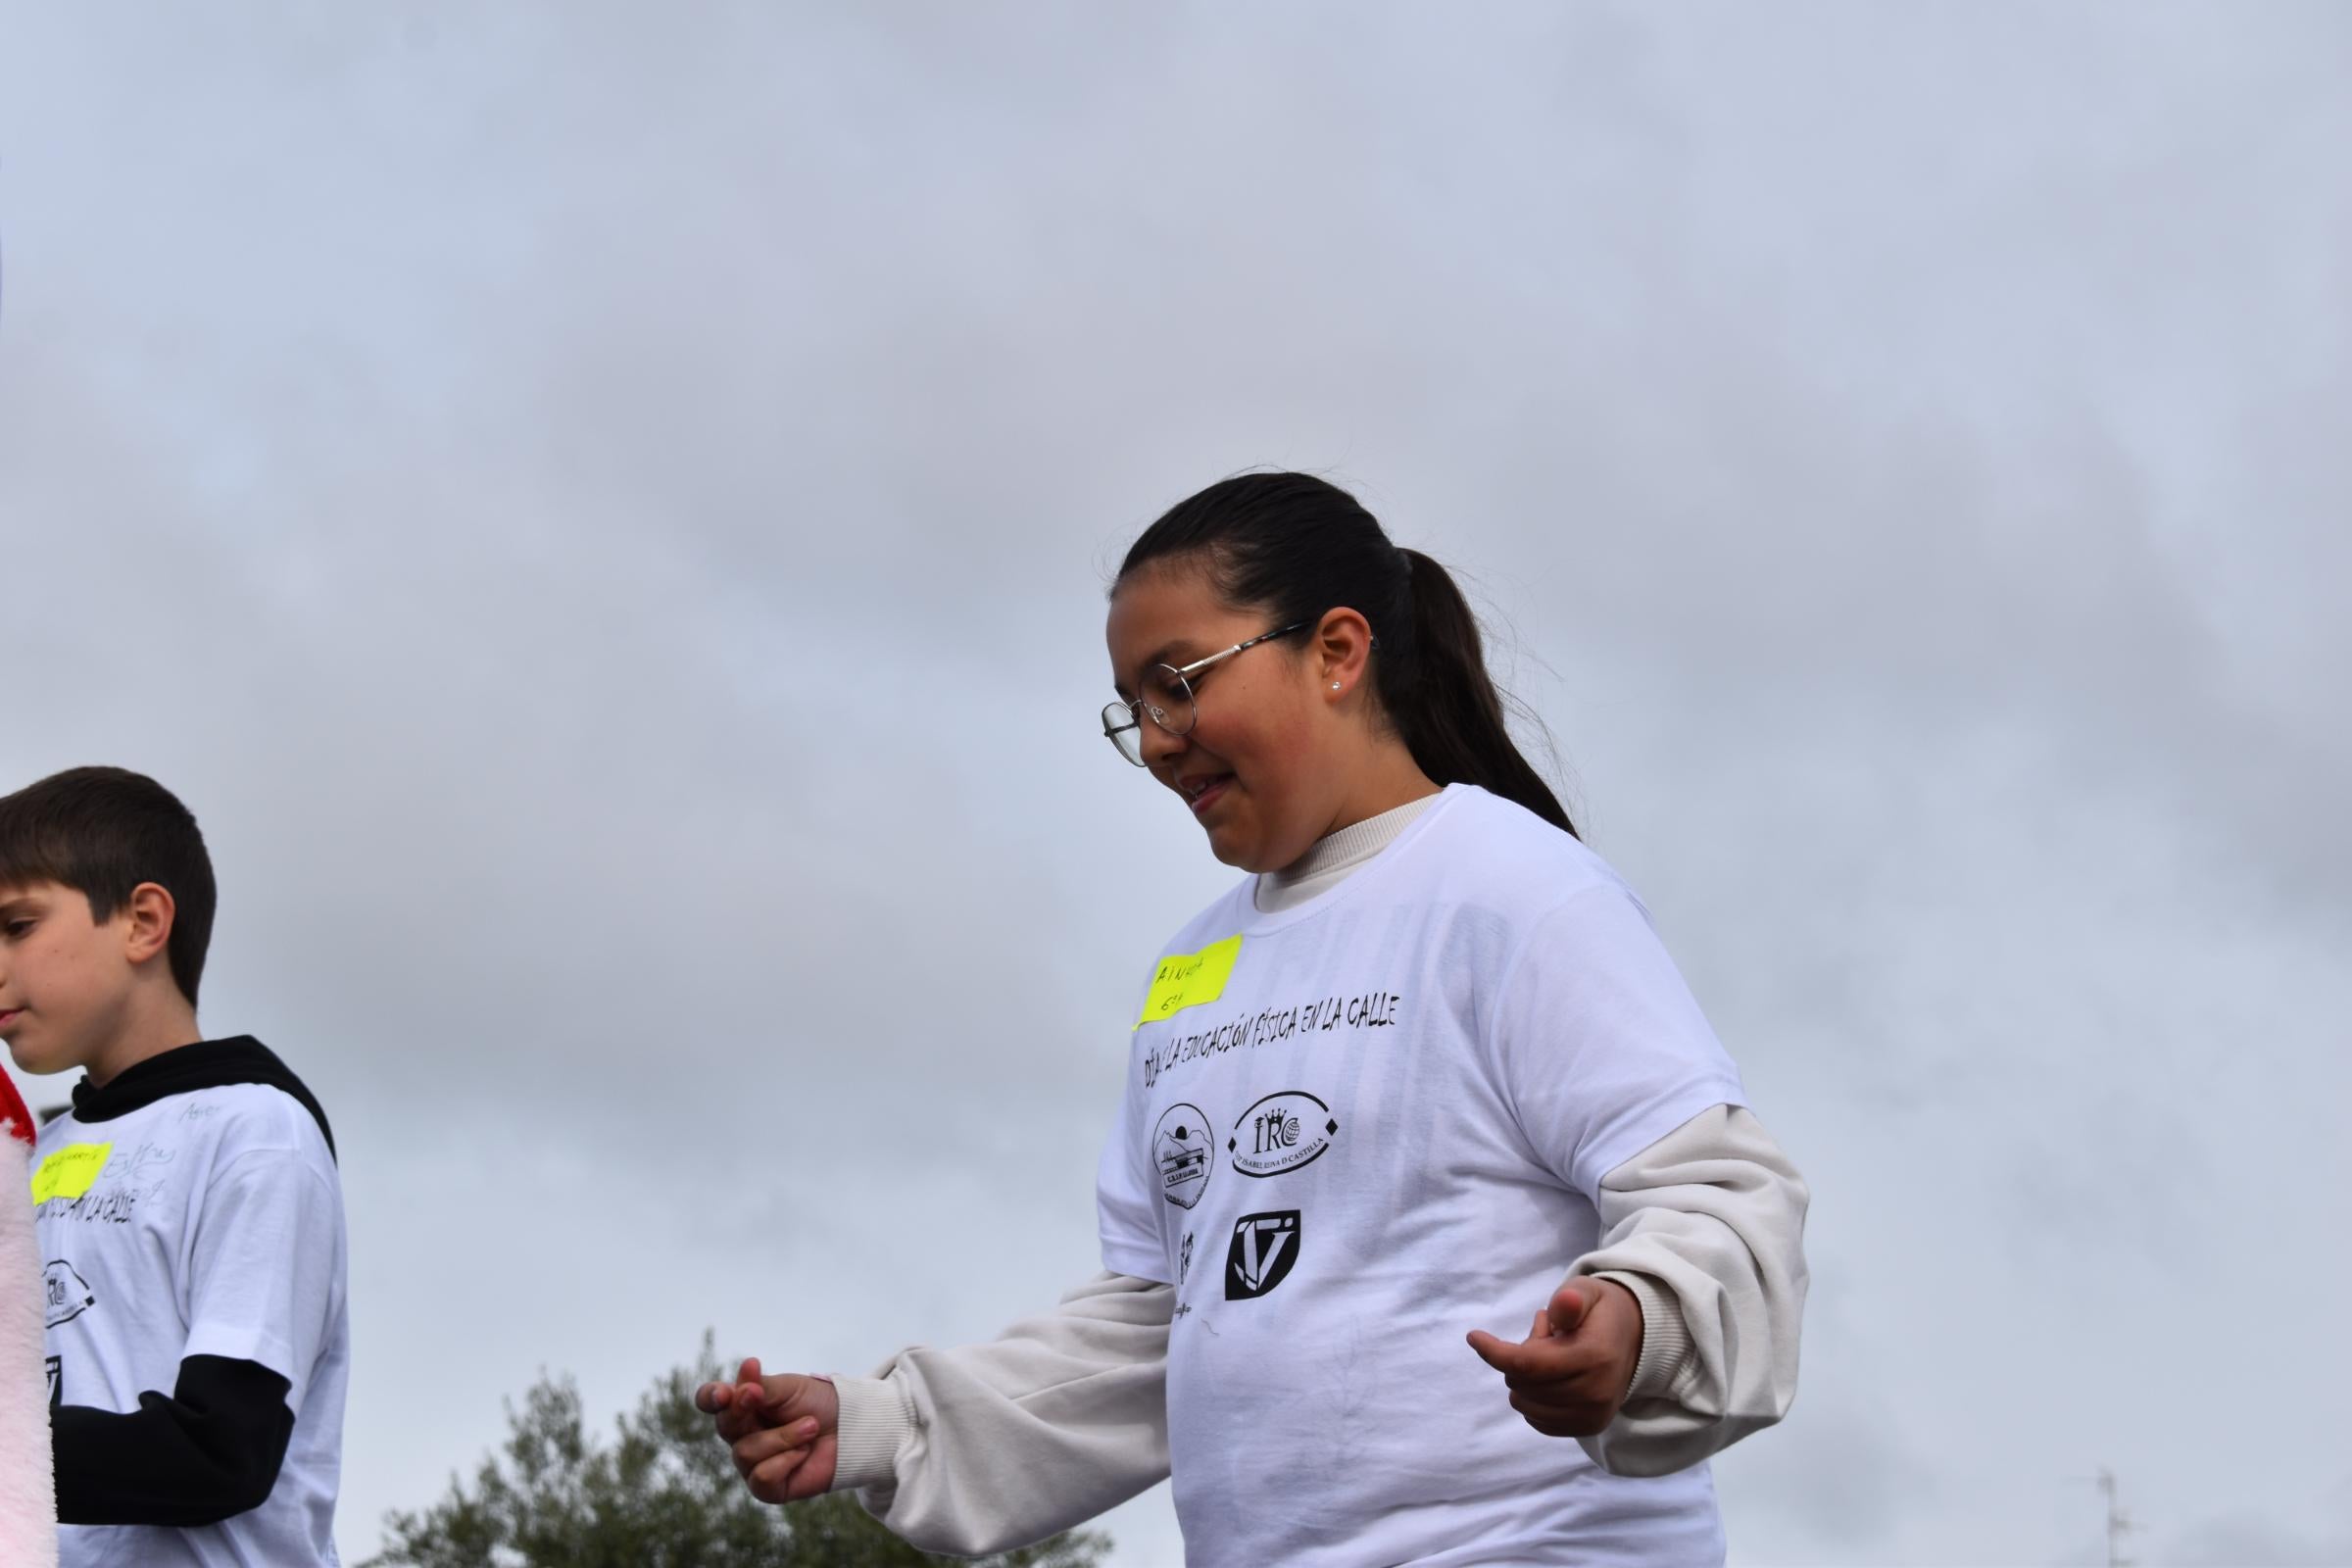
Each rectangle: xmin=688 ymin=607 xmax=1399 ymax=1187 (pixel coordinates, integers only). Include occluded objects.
xmin=3 ymin=5 xmax=2347 ymax=1564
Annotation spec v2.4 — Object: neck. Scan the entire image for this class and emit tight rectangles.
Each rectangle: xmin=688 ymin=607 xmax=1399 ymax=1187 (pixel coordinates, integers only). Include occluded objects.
xmin=83 ymin=987 xmax=202 ymax=1090
xmin=1318 ymin=740 xmax=1440 ymax=843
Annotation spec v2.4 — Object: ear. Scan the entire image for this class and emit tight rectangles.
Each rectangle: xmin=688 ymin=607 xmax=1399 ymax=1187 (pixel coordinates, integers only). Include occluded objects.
xmin=120 ymin=882 xmax=178 ymax=968
xmin=1310 ymin=608 xmax=1376 ymax=703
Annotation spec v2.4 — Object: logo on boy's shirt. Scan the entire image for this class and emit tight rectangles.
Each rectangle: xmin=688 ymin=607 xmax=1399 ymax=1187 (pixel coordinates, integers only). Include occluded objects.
xmin=1153 ymin=1103 xmax=1213 ymax=1209
xmin=42 ymin=1260 xmax=95 ymax=1328
xmin=1225 ymin=1210 xmax=1300 ymax=1300
xmin=1229 ymin=1090 xmax=1338 ymax=1179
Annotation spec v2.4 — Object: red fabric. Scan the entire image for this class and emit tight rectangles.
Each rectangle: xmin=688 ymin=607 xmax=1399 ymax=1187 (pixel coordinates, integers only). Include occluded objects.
xmin=0 ymin=1073 xmax=33 ymax=1145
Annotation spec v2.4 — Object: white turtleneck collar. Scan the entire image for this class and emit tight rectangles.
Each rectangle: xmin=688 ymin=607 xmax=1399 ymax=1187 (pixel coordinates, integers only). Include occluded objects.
xmin=1253 ymin=791 xmax=1442 ymax=913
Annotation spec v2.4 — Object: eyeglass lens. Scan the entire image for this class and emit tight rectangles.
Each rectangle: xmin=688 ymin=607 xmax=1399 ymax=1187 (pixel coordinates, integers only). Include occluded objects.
xmin=1102 ymin=664 xmax=1198 ymax=764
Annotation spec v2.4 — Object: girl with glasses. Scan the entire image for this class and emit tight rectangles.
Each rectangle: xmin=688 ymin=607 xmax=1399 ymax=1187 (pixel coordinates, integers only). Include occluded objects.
xmin=702 ymin=471 xmax=1808 ymax=1566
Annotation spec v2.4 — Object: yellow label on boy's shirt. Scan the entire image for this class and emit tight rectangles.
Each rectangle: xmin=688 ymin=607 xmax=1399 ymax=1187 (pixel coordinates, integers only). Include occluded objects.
xmin=31 ymin=1143 xmax=113 ymax=1203
xmin=1136 ymin=935 xmax=1244 ymax=1029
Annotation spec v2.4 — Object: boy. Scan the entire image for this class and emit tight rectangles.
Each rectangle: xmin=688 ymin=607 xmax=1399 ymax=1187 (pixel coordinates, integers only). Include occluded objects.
xmin=0 ymin=766 xmax=347 ymax=1566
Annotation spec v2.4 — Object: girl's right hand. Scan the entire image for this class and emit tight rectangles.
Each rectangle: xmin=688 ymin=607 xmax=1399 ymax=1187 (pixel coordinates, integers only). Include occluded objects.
xmin=693 ymin=1356 xmax=841 ymax=1502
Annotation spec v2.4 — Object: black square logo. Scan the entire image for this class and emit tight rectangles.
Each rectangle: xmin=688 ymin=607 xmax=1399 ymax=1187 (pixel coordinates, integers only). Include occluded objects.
xmin=1224 ymin=1209 xmax=1300 ymax=1300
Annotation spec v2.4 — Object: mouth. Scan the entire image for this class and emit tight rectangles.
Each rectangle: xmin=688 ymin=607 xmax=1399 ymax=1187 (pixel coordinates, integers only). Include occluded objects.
xmin=1177 ymin=772 xmax=1234 ymax=817
xmin=0 ymin=1009 xmax=21 ymax=1034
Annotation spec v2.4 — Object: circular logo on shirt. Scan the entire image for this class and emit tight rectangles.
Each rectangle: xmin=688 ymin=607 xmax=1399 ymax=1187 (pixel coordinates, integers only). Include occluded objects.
xmin=1152 ymin=1102 xmax=1212 ymax=1209
xmin=1228 ymin=1090 xmax=1337 ymax=1178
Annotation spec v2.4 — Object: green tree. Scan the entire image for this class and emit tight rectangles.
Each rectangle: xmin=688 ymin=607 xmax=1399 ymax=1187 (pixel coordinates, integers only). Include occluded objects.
xmin=366 ymin=1338 xmax=1110 ymax=1568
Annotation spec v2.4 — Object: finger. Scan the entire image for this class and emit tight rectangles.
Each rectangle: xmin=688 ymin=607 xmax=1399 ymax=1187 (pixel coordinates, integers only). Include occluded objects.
xmin=736 ymin=1356 xmax=763 ymax=1387
xmin=1498 ymin=1367 xmax=1610 ymax=1400
xmin=1476 ymin=1327 xmax=1606 ymax=1388
xmin=1496 ymin=1336 xmax=1612 ymax=1392
xmin=733 ymin=1419 xmax=821 ymax=1473
xmin=748 ymin=1441 xmax=828 ymax=1505
xmin=1508 ymin=1388 xmax=1611 ymax=1437
xmin=713 ymin=1397 xmax=779 ymax=1445
xmin=734 ymin=1420 xmax=819 ymax=1465
xmin=745 ymin=1445 xmax=811 ymax=1502
xmin=1467 ymin=1328 xmax=1532 ymax=1374
xmin=1469 ymin=1326 xmax=1585 ymax=1379
xmin=1547 ymin=1283 xmax=1596 ymax=1336
xmin=1509 ymin=1383 xmax=1612 ymax=1421
xmin=695 ymin=1382 xmax=734 ymax=1414
xmin=735 ymin=1379 xmax=789 ymax=1429
xmin=1528 ymin=1308 xmax=1551 ymax=1343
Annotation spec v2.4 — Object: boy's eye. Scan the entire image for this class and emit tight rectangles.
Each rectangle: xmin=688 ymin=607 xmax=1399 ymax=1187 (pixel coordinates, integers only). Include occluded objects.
xmin=3 ymin=920 xmax=33 ymax=938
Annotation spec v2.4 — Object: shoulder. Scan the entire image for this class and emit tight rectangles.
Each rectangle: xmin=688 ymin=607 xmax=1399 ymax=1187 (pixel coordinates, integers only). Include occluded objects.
xmin=187 ymin=1084 xmax=341 ymax=1182
xmin=1412 ymin=786 xmax=1635 ymax=918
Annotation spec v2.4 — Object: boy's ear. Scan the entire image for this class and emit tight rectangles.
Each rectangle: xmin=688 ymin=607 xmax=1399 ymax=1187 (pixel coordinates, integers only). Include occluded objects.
xmin=121 ymin=882 xmax=178 ymax=966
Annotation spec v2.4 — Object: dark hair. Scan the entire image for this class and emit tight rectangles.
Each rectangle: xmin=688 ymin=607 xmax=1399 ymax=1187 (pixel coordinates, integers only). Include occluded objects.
xmin=0 ymin=766 xmax=218 ymax=1005
xmin=1116 ymin=472 xmax=1576 ymax=837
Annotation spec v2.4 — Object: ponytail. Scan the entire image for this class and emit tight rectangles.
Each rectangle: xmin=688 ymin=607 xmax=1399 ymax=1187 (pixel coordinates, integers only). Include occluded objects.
xmin=1115 ymin=472 xmax=1577 ymax=838
xmin=1390 ymin=548 xmax=1576 ymax=837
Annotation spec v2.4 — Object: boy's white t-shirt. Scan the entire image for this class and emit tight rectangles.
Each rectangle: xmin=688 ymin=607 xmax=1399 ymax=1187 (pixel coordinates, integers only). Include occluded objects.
xmin=1098 ymin=786 xmax=1747 ymax=1568
xmin=36 ymin=1080 xmax=348 ymax=1568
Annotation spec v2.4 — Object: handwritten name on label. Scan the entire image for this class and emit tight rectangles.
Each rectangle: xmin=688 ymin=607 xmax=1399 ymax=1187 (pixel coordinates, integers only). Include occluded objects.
xmin=31 ymin=1143 xmax=114 ymax=1203
xmin=1136 ymin=935 xmax=1245 ymax=1029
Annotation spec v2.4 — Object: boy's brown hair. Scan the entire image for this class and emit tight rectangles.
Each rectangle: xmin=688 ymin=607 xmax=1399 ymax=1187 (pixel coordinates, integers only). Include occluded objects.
xmin=0 ymin=766 xmax=218 ymax=1006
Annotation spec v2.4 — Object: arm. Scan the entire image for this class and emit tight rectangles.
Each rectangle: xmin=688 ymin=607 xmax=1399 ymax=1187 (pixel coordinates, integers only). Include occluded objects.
xmin=1570 ymin=1103 xmax=1810 ymax=1477
xmin=52 ymin=1356 xmax=294 ymax=1526
xmin=829 ymin=1270 xmax=1174 ymax=1556
xmin=710 ymin=1272 xmax=1172 ymax=1554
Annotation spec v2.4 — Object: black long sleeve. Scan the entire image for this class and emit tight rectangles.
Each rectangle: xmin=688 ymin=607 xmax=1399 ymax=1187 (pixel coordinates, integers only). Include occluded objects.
xmin=52 ymin=1354 xmax=296 ymax=1527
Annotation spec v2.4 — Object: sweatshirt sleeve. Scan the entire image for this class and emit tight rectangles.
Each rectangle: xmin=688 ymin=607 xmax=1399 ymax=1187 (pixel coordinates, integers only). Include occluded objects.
xmin=1567 ymin=1103 xmax=1810 ymax=1478
xmin=52 ymin=1354 xmax=296 ymax=1526
xmin=824 ymin=1271 xmax=1174 ymax=1556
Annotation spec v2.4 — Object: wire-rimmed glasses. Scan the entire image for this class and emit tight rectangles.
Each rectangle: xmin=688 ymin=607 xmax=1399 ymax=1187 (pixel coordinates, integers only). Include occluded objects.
xmin=1101 ymin=621 xmax=1311 ymax=766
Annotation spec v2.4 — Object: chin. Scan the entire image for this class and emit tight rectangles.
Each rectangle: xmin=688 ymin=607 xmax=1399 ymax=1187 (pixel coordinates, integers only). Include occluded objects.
xmin=1200 ymin=819 xmax=1260 ymax=872
xmin=4 ymin=1044 xmax=59 ymax=1079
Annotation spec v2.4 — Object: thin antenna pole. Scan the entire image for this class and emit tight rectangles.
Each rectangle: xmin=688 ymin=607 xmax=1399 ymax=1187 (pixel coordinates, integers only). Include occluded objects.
xmin=2094 ymin=1467 xmax=2133 ymax=1568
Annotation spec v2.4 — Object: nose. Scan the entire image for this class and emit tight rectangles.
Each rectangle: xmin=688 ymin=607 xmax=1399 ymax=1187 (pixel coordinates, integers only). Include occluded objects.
xmin=1138 ymin=710 xmax=1189 ymax=774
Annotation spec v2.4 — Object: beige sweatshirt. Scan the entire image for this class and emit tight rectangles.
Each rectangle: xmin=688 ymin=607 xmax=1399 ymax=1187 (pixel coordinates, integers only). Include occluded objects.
xmin=827 ymin=798 xmax=1810 ymax=1555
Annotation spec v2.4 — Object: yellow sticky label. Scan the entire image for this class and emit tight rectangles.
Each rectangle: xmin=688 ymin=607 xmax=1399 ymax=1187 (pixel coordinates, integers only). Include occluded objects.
xmin=1135 ymin=935 xmax=1244 ymax=1029
xmin=31 ymin=1142 xmax=113 ymax=1203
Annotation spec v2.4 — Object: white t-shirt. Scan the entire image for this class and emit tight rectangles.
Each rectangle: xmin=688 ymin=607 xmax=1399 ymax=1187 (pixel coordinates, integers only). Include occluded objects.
xmin=1098 ymin=785 xmax=1747 ymax=1567
xmin=36 ymin=1081 xmax=349 ymax=1567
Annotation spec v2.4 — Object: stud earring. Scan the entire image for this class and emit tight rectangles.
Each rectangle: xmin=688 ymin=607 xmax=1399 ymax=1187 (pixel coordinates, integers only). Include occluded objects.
xmin=1331 ymin=682 xmax=1343 ymax=691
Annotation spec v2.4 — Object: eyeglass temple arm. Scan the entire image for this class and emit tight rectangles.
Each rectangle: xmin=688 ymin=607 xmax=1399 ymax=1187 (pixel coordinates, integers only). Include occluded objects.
xmin=1173 ymin=620 xmax=1314 ymax=679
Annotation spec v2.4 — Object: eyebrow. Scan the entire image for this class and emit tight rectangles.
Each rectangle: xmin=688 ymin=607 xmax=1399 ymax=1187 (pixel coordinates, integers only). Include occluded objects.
xmin=1135 ymin=640 xmax=1209 ymax=686
xmin=0 ymin=897 xmax=41 ymax=920
xmin=1112 ymin=641 xmax=1199 ymax=703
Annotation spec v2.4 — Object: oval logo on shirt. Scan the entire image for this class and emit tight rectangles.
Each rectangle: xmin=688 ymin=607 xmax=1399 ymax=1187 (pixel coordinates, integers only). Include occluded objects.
xmin=41 ymin=1260 xmax=96 ymax=1328
xmin=1152 ymin=1102 xmax=1212 ymax=1209
xmin=1228 ymin=1090 xmax=1337 ymax=1179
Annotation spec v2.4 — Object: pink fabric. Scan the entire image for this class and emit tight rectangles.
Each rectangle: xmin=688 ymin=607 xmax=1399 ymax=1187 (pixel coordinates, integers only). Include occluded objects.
xmin=0 ymin=1109 xmax=58 ymax=1567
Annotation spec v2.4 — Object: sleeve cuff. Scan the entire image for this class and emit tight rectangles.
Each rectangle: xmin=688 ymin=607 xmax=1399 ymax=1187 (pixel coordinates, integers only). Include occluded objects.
xmin=1101 ymin=1239 xmax=1172 ymax=1284
xmin=1593 ymin=1270 xmax=1691 ymax=1402
xmin=827 ymin=1374 xmax=913 ymax=1494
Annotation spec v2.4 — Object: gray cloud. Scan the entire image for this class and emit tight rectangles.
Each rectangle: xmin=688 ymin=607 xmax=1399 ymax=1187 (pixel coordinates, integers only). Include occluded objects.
xmin=4 ymin=5 xmax=2345 ymax=1563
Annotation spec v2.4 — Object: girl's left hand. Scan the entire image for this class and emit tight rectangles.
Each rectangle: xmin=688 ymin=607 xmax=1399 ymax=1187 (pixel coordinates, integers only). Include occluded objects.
xmin=1465 ymin=1278 xmax=1644 ymax=1438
